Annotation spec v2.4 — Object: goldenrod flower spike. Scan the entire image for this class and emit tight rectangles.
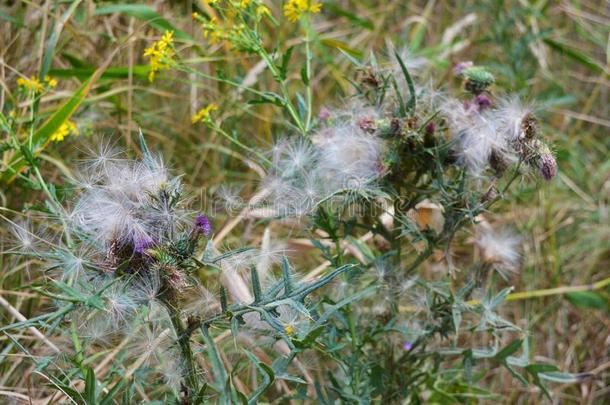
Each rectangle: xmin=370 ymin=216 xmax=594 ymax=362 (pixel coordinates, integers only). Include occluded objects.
xmin=283 ymin=0 xmax=322 ymax=22
xmin=17 ymin=76 xmax=44 ymax=93
xmin=143 ymin=30 xmax=175 ymax=82
xmin=44 ymin=76 xmax=58 ymax=88
xmin=192 ymin=104 xmax=219 ymax=124
xmin=50 ymin=120 xmax=79 ymax=143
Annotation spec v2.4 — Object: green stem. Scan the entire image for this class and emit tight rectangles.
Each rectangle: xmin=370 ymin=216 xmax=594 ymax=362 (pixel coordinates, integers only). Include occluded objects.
xmin=303 ymin=17 xmax=314 ymax=131
xmin=347 ymin=307 xmax=360 ymax=396
xmin=163 ymin=300 xmax=199 ymax=399
xmin=257 ymin=48 xmax=308 ymax=137
xmin=505 ymin=276 xmax=610 ymax=302
xmin=208 ymin=122 xmax=271 ymax=165
xmin=200 ymin=325 xmax=232 ymax=404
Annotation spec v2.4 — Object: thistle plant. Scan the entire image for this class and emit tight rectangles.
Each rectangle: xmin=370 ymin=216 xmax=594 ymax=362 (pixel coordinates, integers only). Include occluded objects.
xmin=1 ymin=2 xmax=596 ymax=404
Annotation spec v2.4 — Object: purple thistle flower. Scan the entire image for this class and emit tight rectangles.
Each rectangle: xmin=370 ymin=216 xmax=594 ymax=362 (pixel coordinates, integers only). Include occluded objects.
xmin=195 ymin=214 xmax=212 ymax=236
xmin=453 ymin=61 xmax=474 ymax=76
xmin=539 ymin=153 xmax=557 ymax=181
xmin=403 ymin=341 xmax=413 ymax=351
xmin=474 ymin=94 xmax=492 ymax=110
xmin=318 ymin=107 xmax=331 ymax=121
xmin=134 ymin=234 xmax=154 ymax=254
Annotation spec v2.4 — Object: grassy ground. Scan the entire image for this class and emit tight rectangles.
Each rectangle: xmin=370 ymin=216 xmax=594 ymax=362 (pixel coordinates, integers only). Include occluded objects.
xmin=1 ymin=0 xmax=608 ymax=403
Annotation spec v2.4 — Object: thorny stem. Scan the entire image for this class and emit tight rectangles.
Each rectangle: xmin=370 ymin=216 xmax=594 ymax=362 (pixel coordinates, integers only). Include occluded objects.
xmin=347 ymin=306 xmax=360 ymax=395
xmin=161 ymin=299 xmax=200 ymax=400
xmin=387 ymin=164 xmax=524 ymax=312
xmin=184 ymin=264 xmax=353 ymax=337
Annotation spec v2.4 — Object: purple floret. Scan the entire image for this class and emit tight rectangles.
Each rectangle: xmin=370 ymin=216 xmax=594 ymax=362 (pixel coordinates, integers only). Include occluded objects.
xmin=134 ymin=234 xmax=154 ymax=254
xmin=539 ymin=154 xmax=557 ymax=181
xmin=474 ymin=94 xmax=492 ymax=110
xmin=195 ymin=214 xmax=212 ymax=236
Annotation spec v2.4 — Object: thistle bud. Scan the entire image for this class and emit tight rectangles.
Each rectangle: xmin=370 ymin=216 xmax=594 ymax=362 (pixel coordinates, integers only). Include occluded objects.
xmin=529 ymin=140 xmax=557 ymax=181
xmin=539 ymin=153 xmax=557 ymax=181
xmin=377 ymin=118 xmax=401 ymax=138
xmin=356 ymin=117 xmax=377 ymax=134
xmin=462 ymin=66 xmax=495 ymax=95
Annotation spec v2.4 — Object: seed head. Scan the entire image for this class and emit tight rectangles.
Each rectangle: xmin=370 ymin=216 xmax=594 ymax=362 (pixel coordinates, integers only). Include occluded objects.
xmin=539 ymin=153 xmax=557 ymax=181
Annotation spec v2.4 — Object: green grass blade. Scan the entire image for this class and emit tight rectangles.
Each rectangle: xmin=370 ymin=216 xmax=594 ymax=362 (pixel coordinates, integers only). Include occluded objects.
xmin=544 ymin=38 xmax=606 ymax=74
xmin=94 ymin=4 xmax=192 ymax=41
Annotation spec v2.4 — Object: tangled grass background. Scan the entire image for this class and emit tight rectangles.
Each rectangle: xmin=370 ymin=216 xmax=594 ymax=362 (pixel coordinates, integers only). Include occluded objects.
xmin=0 ymin=1 xmax=609 ymax=404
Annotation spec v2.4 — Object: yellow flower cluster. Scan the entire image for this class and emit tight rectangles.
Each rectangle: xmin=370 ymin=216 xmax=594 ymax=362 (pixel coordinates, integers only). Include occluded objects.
xmin=193 ymin=1 xmax=270 ymax=51
xmin=17 ymin=75 xmax=57 ymax=93
xmin=143 ymin=31 xmax=175 ymax=82
xmin=284 ymin=324 xmax=295 ymax=336
xmin=204 ymin=0 xmax=254 ymax=7
xmin=283 ymin=0 xmax=321 ymax=22
xmin=192 ymin=104 xmax=219 ymax=124
xmin=45 ymin=76 xmax=58 ymax=88
xmin=50 ymin=120 xmax=79 ymax=143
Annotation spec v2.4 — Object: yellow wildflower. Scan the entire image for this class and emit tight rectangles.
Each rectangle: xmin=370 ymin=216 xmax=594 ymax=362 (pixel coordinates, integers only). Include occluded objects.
xmin=143 ymin=31 xmax=175 ymax=82
xmin=239 ymin=0 xmax=251 ymax=7
xmin=203 ymin=17 xmax=222 ymax=43
xmin=17 ymin=76 xmax=44 ymax=93
xmin=256 ymin=4 xmax=271 ymax=17
xmin=192 ymin=104 xmax=219 ymax=124
xmin=50 ymin=120 xmax=79 ymax=143
xmin=44 ymin=75 xmax=58 ymax=88
xmin=284 ymin=324 xmax=295 ymax=336
xmin=283 ymin=0 xmax=321 ymax=22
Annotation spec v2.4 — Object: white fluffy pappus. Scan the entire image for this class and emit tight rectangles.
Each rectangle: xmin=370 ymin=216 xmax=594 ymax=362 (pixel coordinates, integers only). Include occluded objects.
xmin=315 ymin=123 xmax=386 ymax=193
xmin=69 ymin=149 xmax=185 ymax=248
xmin=491 ymin=95 xmax=536 ymax=142
xmin=258 ymin=111 xmax=387 ymax=217
xmin=441 ymin=97 xmax=516 ymax=177
xmin=475 ymin=223 xmax=522 ymax=279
